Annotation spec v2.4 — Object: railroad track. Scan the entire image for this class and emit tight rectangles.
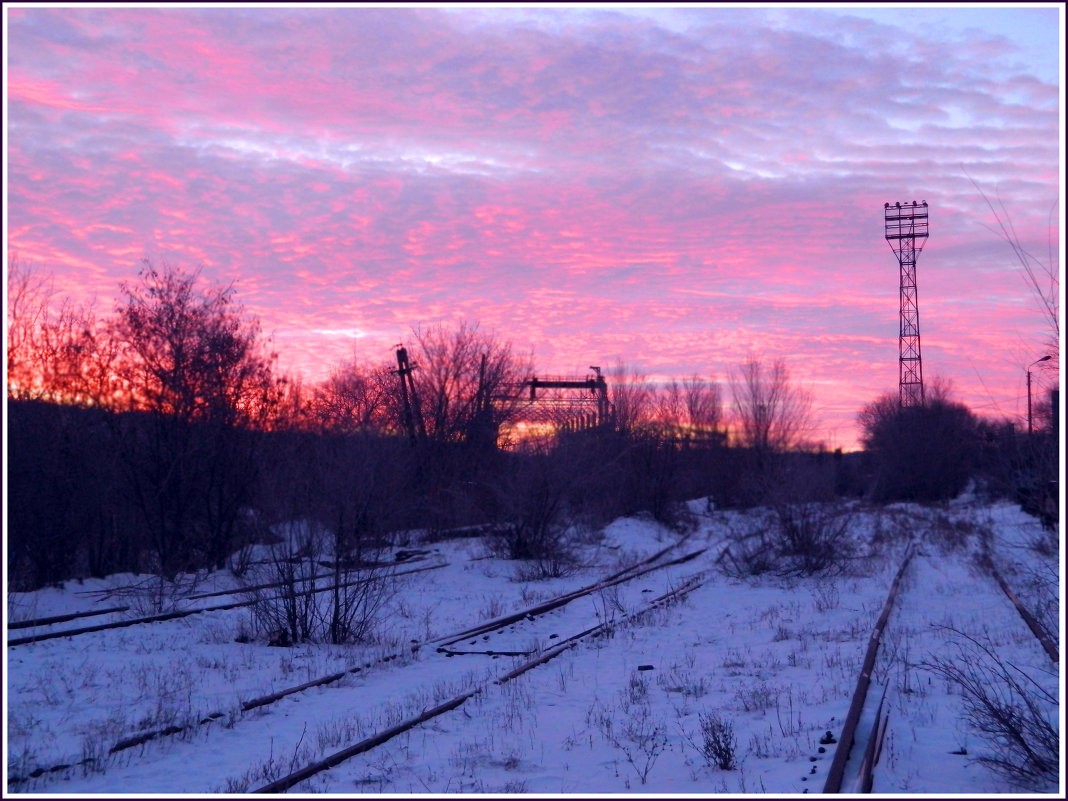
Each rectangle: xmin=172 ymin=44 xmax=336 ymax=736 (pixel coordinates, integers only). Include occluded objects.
xmin=8 ymin=567 xmax=371 ymax=631
xmin=253 ymin=571 xmax=711 ymax=793
xmin=431 ymin=543 xmax=706 ymax=656
xmin=821 ymin=542 xmax=916 ymax=793
xmin=6 ymin=560 xmax=447 ymax=647
xmin=9 ymin=544 xmax=448 ymax=633
xmin=979 ymin=543 xmax=1058 ymax=664
xmin=822 ymin=532 xmax=1058 ymax=794
xmin=8 ymin=536 xmax=713 ymax=789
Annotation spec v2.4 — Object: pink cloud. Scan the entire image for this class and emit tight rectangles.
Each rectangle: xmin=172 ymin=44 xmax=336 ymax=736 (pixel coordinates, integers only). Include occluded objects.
xmin=6 ymin=6 xmax=1060 ymax=451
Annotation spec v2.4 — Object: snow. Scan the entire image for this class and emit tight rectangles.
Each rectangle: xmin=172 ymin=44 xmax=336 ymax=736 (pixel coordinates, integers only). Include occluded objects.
xmin=4 ymin=497 xmax=1062 ymax=796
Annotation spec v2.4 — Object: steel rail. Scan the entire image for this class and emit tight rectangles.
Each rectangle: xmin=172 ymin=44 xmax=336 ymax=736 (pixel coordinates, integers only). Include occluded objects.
xmin=11 ymin=556 xmax=438 ymax=633
xmin=431 ymin=545 xmax=706 ymax=650
xmin=822 ymin=542 xmax=916 ymax=793
xmin=6 ymin=562 xmax=447 ymax=647
xmin=827 ymin=536 xmax=1056 ymax=794
xmin=985 ymin=558 xmax=1058 ymax=664
xmin=8 ymin=542 xmax=700 ymax=787
xmin=7 ymin=605 xmax=130 ymax=630
xmin=253 ymin=573 xmax=708 ymax=794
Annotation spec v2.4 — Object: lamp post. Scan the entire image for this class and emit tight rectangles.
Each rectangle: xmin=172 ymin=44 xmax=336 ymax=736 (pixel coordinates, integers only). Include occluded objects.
xmin=1027 ymin=355 xmax=1052 ymax=434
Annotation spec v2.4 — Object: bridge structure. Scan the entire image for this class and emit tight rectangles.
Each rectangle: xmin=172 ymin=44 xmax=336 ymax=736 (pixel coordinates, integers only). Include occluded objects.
xmin=393 ymin=347 xmax=614 ymax=448
xmin=509 ymin=366 xmax=613 ymax=430
xmin=492 ymin=366 xmax=614 ymax=447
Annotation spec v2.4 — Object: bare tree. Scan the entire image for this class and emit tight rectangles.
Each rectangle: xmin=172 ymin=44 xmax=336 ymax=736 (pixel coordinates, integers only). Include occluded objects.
xmin=38 ymin=299 xmax=123 ymax=408
xmin=309 ymin=357 xmax=393 ymax=434
xmin=6 ymin=259 xmax=144 ymax=587
xmin=6 ymin=254 xmax=52 ymax=399
xmin=729 ymin=355 xmax=813 ymax=454
xmin=727 ymin=355 xmax=814 ymax=505
xmin=653 ymin=374 xmax=722 ymax=442
xmin=409 ymin=321 xmax=531 ymax=446
xmin=108 ymin=260 xmax=280 ymax=579
xmin=608 ymin=361 xmax=653 ymax=434
xmin=110 ymin=261 xmax=278 ymax=425
xmin=683 ymin=374 xmax=723 ymax=439
xmin=652 ymin=379 xmax=684 ymax=437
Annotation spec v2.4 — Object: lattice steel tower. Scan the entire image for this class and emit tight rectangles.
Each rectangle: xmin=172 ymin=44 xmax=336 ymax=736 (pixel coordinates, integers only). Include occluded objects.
xmin=884 ymin=200 xmax=929 ymax=407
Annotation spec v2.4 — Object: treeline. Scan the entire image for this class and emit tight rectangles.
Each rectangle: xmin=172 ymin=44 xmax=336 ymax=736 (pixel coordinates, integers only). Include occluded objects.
xmin=6 ymin=259 xmax=1057 ymax=591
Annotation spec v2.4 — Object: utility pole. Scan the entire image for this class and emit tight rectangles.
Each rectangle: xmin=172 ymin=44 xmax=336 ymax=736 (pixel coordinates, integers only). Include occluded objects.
xmin=394 ymin=345 xmax=425 ymax=445
xmin=1027 ymin=355 xmax=1051 ymax=434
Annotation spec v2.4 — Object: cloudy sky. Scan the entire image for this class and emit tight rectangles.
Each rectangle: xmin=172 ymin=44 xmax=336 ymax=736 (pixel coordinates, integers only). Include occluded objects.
xmin=5 ymin=4 xmax=1062 ymax=449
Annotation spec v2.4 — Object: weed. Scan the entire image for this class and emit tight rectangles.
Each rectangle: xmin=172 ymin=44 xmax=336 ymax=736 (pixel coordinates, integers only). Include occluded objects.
xmin=735 ymin=681 xmax=778 ymax=713
xmin=478 ymin=594 xmax=506 ymax=620
xmin=921 ymin=628 xmax=1058 ymax=791
xmin=681 ymin=711 xmax=738 ymax=770
xmin=593 ymin=676 xmax=669 ymax=786
xmin=810 ymin=579 xmax=840 ymax=612
xmin=657 ymin=665 xmax=708 ymax=699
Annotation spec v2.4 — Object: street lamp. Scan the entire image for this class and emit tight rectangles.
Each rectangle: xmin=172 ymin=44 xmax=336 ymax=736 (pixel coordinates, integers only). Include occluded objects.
xmin=1027 ymin=355 xmax=1052 ymax=434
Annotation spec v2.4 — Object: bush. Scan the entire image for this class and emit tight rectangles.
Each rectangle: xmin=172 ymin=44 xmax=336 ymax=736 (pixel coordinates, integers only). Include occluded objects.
xmin=489 ymin=450 xmax=580 ymax=578
xmin=921 ymin=628 xmax=1059 ymax=791
xmin=858 ymin=386 xmax=979 ymax=502
xmin=687 ymin=711 xmax=738 ymax=770
xmin=772 ymin=503 xmax=854 ymax=575
xmin=721 ymin=504 xmax=854 ymax=578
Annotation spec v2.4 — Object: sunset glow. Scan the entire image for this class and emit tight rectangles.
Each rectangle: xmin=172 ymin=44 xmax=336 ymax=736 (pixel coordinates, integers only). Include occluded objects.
xmin=5 ymin=4 xmax=1063 ymax=450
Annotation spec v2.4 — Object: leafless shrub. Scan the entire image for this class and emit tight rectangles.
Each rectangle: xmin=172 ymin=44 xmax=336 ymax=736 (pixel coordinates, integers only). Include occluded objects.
xmin=500 ymin=527 xmax=579 ymax=581
xmin=927 ymin=513 xmax=978 ymax=553
xmin=317 ymin=561 xmax=396 ymax=645
xmin=921 ymin=627 xmax=1058 ymax=791
xmin=106 ymin=571 xmax=208 ymax=616
xmin=721 ymin=504 xmax=854 ymax=577
xmin=771 ymin=503 xmax=855 ymax=576
xmin=1020 ymin=561 xmax=1059 ymax=652
xmin=244 ymin=536 xmax=319 ymax=645
xmin=734 ymin=681 xmax=779 ymax=713
xmin=593 ymin=678 xmax=668 ymax=786
xmin=681 ymin=711 xmax=738 ymax=770
xmin=718 ymin=519 xmax=777 ymax=577
xmin=592 ymin=584 xmax=627 ymax=634
xmin=810 ymin=579 xmax=840 ymax=612
xmin=489 ymin=450 xmax=581 ymax=579
xmin=1028 ymin=526 xmax=1057 ymax=559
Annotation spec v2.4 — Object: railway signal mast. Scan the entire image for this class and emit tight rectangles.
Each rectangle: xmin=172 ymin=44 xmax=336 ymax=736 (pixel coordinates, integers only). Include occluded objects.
xmin=884 ymin=200 xmax=929 ymax=408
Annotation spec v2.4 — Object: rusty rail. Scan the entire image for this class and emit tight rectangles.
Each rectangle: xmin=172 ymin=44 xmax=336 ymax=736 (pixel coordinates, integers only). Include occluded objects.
xmin=822 ymin=543 xmax=915 ymax=793
xmin=9 ymin=544 xmax=698 ymax=787
xmin=7 ymin=562 xmax=446 ymax=647
xmin=987 ymin=562 xmax=1058 ymax=664
xmin=253 ymin=572 xmax=708 ymax=793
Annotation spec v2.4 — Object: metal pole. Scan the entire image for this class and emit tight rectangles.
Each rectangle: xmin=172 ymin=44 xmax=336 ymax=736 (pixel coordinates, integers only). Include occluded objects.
xmin=1026 ymin=356 xmax=1051 ymax=435
xmin=1027 ymin=369 xmax=1033 ymax=435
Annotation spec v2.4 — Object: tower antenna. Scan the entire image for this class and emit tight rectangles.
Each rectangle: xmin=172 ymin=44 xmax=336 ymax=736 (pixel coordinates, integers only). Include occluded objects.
xmin=884 ymin=200 xmax=929 ymax=407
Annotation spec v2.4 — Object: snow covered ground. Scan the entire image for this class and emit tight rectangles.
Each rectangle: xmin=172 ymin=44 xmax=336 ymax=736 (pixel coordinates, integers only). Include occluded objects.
xmin=4 ymin=496 xmax=1062 ymax=796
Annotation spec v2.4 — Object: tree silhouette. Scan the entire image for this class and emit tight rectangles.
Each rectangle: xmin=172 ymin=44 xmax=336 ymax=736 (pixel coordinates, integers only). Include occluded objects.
xmin=858 ymin=379 xmax=979 ymax=502
xmin=108 ymin=261 xmax=279 ymax=579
